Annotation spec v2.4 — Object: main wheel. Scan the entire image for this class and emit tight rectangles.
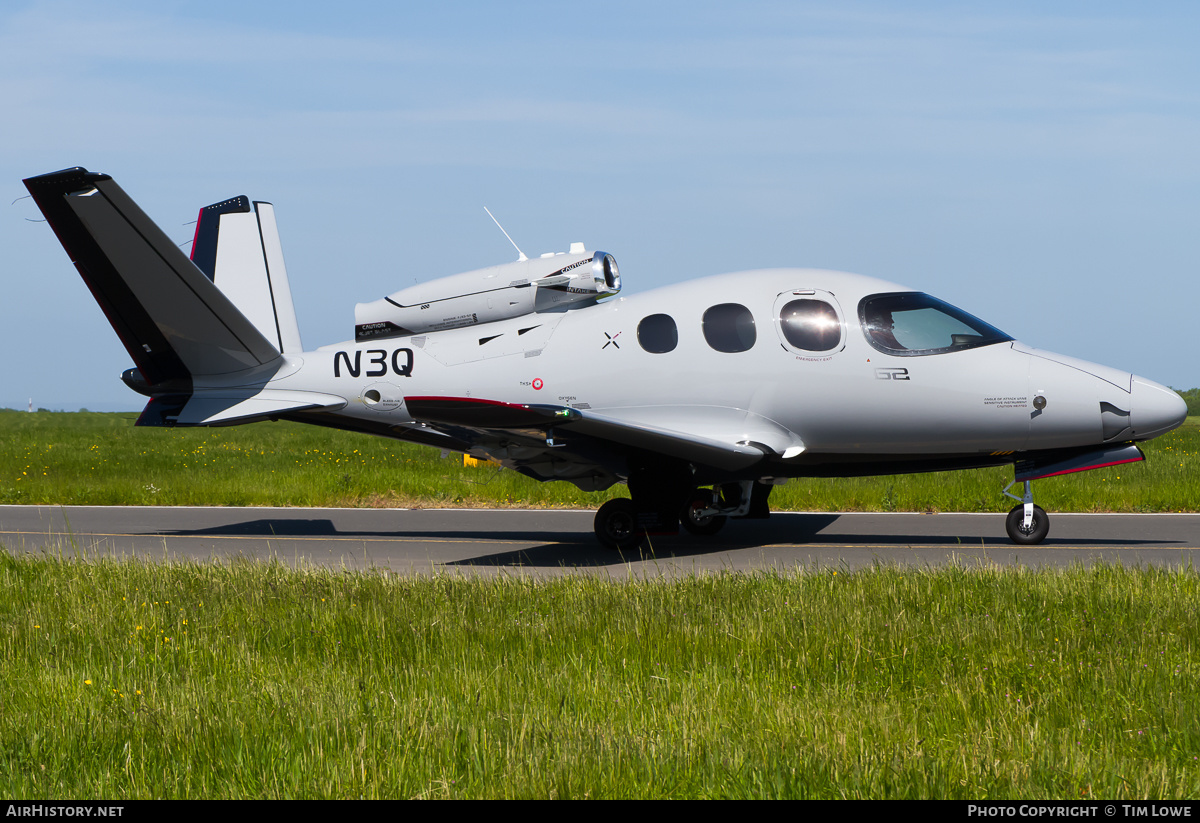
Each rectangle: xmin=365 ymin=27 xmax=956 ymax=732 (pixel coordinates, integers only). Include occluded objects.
xmin=594 ymin=498 xmax=642 ymax=550
xmin=1005 ymin=504 xmax=1049 ymax=545
xmin=681 ymin=489 xmax=727 ymax=536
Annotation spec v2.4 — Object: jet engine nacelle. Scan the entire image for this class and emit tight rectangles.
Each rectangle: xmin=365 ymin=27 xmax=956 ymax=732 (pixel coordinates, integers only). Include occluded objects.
xmin=354 ymin=249 xmax=621 ymax=341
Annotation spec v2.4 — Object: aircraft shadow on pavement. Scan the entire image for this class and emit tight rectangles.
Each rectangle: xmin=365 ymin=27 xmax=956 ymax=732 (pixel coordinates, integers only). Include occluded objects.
xmin=155 ymin=514 xmax=841 ymax=542
xmin=151 ymin=515 xmax=1183 ymax=569
xmin=448 ymin=516 xmax=845 ymax=567
xmin=157 ymin=517 xmax=593 ymax=545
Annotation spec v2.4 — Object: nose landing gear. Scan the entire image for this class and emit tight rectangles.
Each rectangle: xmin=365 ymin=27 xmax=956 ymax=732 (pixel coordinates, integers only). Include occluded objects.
xmin=1002 ymin=480 xmax=1049 ymax=545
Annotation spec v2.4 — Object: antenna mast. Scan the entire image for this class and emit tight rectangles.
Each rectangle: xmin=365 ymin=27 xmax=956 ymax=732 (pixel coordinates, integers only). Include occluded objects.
xmin=483 ymin=207 xmax=527 ymax=262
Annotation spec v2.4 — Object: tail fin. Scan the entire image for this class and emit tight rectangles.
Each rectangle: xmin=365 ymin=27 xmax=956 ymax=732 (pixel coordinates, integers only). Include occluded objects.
xmin=23 ymin=167 xmax=282 ymax=387
xmin=190 ymin=195 xmax=303 ymax=354
xmin=23 ymin=168 xmax=345 ymax=427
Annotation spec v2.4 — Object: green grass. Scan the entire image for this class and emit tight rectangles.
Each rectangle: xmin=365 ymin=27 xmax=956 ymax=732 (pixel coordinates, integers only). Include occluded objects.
xmin=0 ymin=409 xmax=606 ymax=509
xmin=5 ymin=410 xmax=1199 ymax=798
xmin=2 ymin=409 xmax=1199 ymax=512
xmin=2 ymin=554 xmax=1199 ymax=798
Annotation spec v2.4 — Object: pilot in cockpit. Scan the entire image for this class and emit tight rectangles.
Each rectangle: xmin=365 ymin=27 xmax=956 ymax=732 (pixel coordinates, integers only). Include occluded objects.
xmin=865 ymin=306 xmax=905 ymax=351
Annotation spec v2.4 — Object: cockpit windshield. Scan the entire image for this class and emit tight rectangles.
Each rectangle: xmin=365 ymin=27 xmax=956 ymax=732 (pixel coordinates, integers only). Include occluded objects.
xmin=859 ymin=292 xmax=1012 ymax=356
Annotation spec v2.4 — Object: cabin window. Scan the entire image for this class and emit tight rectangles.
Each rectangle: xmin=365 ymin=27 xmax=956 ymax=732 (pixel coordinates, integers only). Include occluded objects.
xmin=859 ymin=292 xmax=1013 ymax=356
xmin=778 ymin=299 xmax=841 ymax=351
xmin=703 ymin=303 xmax=757 ymax=353
xmin=638 ymin=313 xmax=678 ymax=353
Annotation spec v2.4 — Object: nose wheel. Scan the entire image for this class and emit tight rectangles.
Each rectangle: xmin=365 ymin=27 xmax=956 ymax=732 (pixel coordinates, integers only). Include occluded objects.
xmin=1002 ymin=480 xmax=1049 ymax=544
xmin=1005 ymin=503 xmax=1049 ymax=544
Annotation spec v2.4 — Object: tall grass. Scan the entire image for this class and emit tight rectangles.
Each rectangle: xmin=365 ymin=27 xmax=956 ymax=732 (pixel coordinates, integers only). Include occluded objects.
xmin=2 ymin=410 xmax=1198 ymax=512
xmin=2 ymin=553 xmax=1198 ymax=798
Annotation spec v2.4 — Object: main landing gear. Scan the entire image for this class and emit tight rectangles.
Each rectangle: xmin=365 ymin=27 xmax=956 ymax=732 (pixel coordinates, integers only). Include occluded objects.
xmin=593 ymin=478 xmax=772 ymax=551
xmin=681 ymin=488 xmax=727 ymax=536
xmin=593 ymin=498 xmax=640 ymax=550
xmin=1002 ymin=480 xmax=1049 ymax=545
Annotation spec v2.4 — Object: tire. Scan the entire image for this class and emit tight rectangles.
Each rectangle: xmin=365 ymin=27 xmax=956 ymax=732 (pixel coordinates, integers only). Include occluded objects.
xmin=681 ymin=488 xmax=727 ymax=536
xmin=594 ymin=498 xmax=642 ymax=550
xmin=1005 ymin=504 xmax=1049 ymax=545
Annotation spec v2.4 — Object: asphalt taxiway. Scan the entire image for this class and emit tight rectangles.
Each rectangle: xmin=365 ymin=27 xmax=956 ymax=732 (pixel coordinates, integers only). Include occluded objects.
xmin=2 ymin=505 xmax=1199 ymax=576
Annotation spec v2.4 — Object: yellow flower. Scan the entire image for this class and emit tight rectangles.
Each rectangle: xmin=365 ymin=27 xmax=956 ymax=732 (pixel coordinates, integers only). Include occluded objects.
xmin=84 ymin=680 xmax=92 ymax=686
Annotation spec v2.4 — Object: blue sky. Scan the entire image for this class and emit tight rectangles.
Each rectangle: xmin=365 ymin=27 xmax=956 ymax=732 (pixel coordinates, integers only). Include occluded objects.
xmin=3 ymin=1 xmax=1198 ymax=410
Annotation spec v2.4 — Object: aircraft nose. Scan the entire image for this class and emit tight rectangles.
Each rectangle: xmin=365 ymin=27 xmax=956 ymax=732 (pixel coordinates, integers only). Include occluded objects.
xmin=1129 ymin=376 xmax=1187 ymax=440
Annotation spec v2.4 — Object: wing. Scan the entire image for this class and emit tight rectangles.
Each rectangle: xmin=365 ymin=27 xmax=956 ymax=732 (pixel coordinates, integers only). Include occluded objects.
xmin=403 ymin=396 xmax=806 ymax=490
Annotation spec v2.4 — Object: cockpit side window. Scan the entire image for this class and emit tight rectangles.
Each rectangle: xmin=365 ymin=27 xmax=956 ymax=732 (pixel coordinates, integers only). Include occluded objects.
xmin=859 ymin=292 xmax=1013 ymax=356
xmin=703 ymin=303 xmax=757 ymax=353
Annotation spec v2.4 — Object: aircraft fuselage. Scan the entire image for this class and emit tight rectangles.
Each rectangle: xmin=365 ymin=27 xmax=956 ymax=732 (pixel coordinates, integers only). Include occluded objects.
xmin=252 ymin=268 xmax=1182 ymax=483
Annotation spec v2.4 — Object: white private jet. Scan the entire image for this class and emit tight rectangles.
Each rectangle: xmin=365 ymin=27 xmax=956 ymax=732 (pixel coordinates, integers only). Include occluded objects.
xmin=23 ymin=167 xmax=1187 ymax=550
